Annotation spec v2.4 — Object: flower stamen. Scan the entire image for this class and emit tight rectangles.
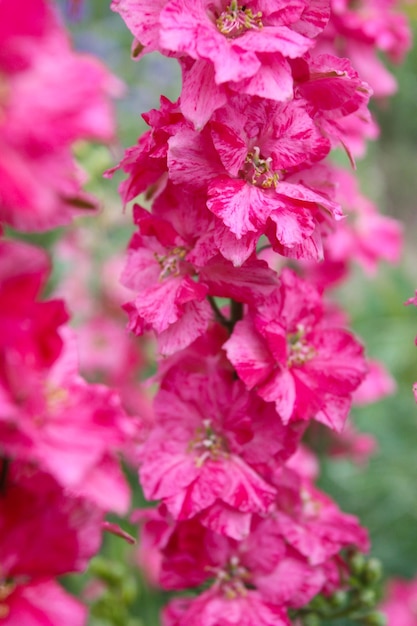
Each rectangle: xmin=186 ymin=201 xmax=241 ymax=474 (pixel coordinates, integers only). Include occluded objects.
xmin=241 ymin=146 xmax=279 ymax=189
xmin=190 ymin=419 xmax=227 ymax=466
xmin=154 ymin=246 xmax=187 ymax=280
xmin=216 ymin=1 xmax=263 ymax=39
xmin=287 ymin=325 xmax=316 ymax=367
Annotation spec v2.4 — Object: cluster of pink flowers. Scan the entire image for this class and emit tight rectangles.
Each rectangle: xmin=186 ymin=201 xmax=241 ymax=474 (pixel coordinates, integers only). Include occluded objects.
xmin=0 ymin=0 xmax=120 ymax=232
xmin=110 ymin=0 xmax=410 ymax=623
xmin=0 ymin=0 xmax=412 ymax=624
xmin=0 ymin=1 xmax=139 ymax=623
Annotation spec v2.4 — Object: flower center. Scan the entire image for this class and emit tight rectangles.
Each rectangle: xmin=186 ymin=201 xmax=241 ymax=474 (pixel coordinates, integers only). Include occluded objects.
xmin=190 ymin=419 xmax=227 ymax=467
xmin=215 ymin=556 xmax=251 ymax=599
xmin=287 ymin=325 xmax=316 ymax=367
xmin=216 ymin=1 xmax=263 ymax=39
xmin=0 ymin=72 xmax=9 ymax=122
xmin=0 ymin=581 xmax=15 ymax=619
xmin=154 ymin=246 xmax=187 ymax=280
xmin=241 ymin=146 xmax=279 ymax=189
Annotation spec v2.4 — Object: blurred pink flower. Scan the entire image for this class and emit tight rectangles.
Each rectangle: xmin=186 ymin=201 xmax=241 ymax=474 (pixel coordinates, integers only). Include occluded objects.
xmin=0 ymin=0 xmax=120 ymax=231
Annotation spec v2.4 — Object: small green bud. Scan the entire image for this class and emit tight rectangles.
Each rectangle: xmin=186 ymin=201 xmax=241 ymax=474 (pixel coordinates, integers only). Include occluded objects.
xmin=358 ymin=588 xmax=377 ymax=609
xmin=121 ymin=577 xmax=138 ymax=605
xmin=90 ymin=557 xmax=125 ymax=587
xmin=350 ymin=552 xmax=366 ymax=578
xmin=328 ymin=590 xmax=348 ymax=609
xmin=362 ymin=558 xmax=383 ymax=585
xmin=361 ymin=610 xmax=388 ymax=626
xmin=302 ymin=613 xmax=320 ymax=626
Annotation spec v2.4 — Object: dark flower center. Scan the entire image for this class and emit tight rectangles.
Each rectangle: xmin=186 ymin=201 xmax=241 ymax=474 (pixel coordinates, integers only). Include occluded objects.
xmin=240 ymin=146 xmax=279 ymax=189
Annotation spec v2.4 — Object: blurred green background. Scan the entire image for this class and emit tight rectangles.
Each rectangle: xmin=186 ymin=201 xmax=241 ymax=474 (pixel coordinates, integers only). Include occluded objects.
xmin=56 ymin=2 xmax=417 ymax=624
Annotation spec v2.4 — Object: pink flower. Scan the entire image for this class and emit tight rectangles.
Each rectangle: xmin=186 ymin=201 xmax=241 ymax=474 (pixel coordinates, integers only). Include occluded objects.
xmin=0 ymin=461 xmax=102 ymax=580
xmin=352 ymin=360 xmax=396 ymax=405
xmin=0 ymin=0 xmax=119 ymax=231
xmin=300 ymin=166 xmax=402 ymax=288
xmin=326 ymin=420 xmax=377 ymax=465
xmin=113 ymin=0 xmax=330 ymax=125
xmin=121 ymin=190 xmax=279 ymax=353
xmin=167 ymin=95 xmax=341 ymax=260
xmin=141 ymin=508 xmax=355 ymax=621
xmin=291 ymin=54 xmax=373 ymax=158
xmin=0 ymin=329 xmax=134 ymax=514
xmin=315 ymin=0 xmax=412 ymax=98
xmin=405 ymin=291 xmax=417 ymax=307
xmin=224 ymin=268 xmax=367 ymax=430
xmin=382 ymin=577 xmax=417 ymax=626
xmin=163 ymin=590 xmax=290 ymax=626
xmin=271 ymin=465 xmax=369 ymax=565
xmin=138 ymin=366 xmax=279 ymax=538
xmin=0 ymin=580 xmax=86 ymax=626
xmin=121 ymin=203 xmax=212 ymax=355
xmin=0 ymin=239 xmax=68 ymax=373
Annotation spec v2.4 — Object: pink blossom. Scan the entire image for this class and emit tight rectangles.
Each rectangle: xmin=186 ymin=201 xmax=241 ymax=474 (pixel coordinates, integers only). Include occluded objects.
xmin=167 ymin=95 xmax=342 ymax=260
xmin=300 ymin=166 xmax=402 ymax=288
xmin=0 ymin=580 xmax=86 ymax=626
xmin=0 ymin=0 xmax=119 ymax=231
xmin=0 ymin=239 xmax=68 ymax=373
xmin=0 ymin=329 xmax=134 ymax=514
xmin=325 ymin=420 xmax=377 ymax=465
xmin=271 ymin=465 xmax=369 ymax=565
xmin=138 ymin=367 xmax=279 ymax=538
xmin=316 ymin=0 xmax=412 ymax=98
xmin=224 ymin=268 xmax=367 ymax=430
xmin=121 ymin=203 xmax=212 ymax=354
xmin=141 ymin=507 xmax=360 ymax=621
xmin=291 ymin=53 xmax=373 ymax=157
xmin=113 ymin=0 xmax=331 ymax=125
xmin=382 ymin=577 xmax=417 ymax=626
xmin=163 ymin=590 xmax=290 ymax=626
xmin=0 ymin=461 xmax=102 ymax=580
xmin=121 ymin=190 xmax=279 ymax=353
xmin=405 ymin=291 xmax=417 ymax=307
xmin=352 ymin=359 xmax=396 ymax=405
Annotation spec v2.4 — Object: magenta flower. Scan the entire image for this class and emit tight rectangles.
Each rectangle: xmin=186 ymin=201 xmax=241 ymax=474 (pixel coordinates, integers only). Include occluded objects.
xmin=0 ymin=462 xmax=102 ymax=581
xmin=163 ymin=591 xmax=290 ymax=626
xmin=141 ymin=506 xmax=365 ymax=623
xmin=121 ymin=191 xmax=279 ymax=353
xmin=0 ymin=580 xmax=86 ymax=626
xmin=272 ymin=466 xmax=369 ymax=566
xmin=382 ymin=577 xmax=417 ymax=626
xmin=315 ymin=0 xmax=411 ymax=98
xmin=167 ymin=95 xmax=341 ymax=260
xmin=0 ymin=0 xmax=119 ymax=231
xmin=224 ymin=268 xmax=367 ymax=430
xmin=0 ymin=329 xmax=133 ymax=514
xmin=0 ymin=239 xmax=68 ymax=373
xmin=138 ymin=367 xmax=278 ymax=538
xmin=113 ymin=0 xmax=330 ymax=124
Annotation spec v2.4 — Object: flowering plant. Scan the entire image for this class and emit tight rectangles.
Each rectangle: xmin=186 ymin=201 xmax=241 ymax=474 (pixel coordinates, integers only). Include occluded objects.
xmin=0 ymin=0 xmax=415 ymax=625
